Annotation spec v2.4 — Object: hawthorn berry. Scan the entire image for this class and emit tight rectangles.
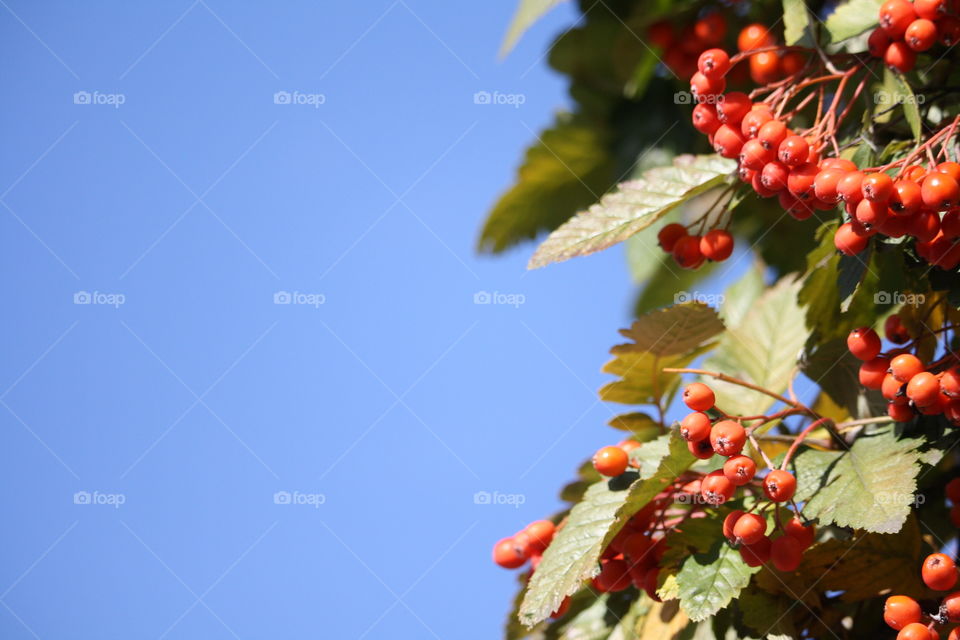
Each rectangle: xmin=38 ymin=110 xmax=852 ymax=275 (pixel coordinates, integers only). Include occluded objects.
xmin=905 ymin=18 xmax=938 ymax=51
xmin=868 ymin=27 xmax=894 ymax=57
xmin=723 ymin=455 xmax=757 ymax=486
xmin=922 ymin=172 xmax=960 ymax=210
xmin=741 ymin=108 xmax=773 ymax=138
xmin=680 ymin=411 xmax=712 ymax=442
xmin=710 ymin=420 xmax=746 ymax=457
xmin=884 ymin=595 xmax=923 ymax=630
xmin=757 ymin=120 xmax=788 ymax=151
xmin=688 ymin=438 xmax=715 ymax=459
xmin=761 ymin=161 xmax=790 ymax=191
xmin=944 ymin=591 xmax=960 ymax=622
xmin=673 ymin=235 xmax=705 ymax=269
xmin=909 ymin=209 xmax=942 ymax=241
xmin=739 ymin=535 xmax=772 ymax=566
xmin=837 ymin=170 xmax=866 ymax=203
xmin=749 ymin=51 xmax=780 ymax=84
xmin=717 ymin=92 xmax=752 ymax=125
xmin=943 ymin=210 xmax=960 ymax=238
xmin=700 ymin=229 xmax=734 ymax=261
xmin=622 ymin=532 xmax=653 ymax=564
xmin=855 ymin=198 xmax=889 ymax=227
xmin=885 ymin=41 xmax=918 ymax=72
xmin=862 ymin=172 xmax=894 ymax=202
xmin=770 ymin=535 xmax=804 ymax=572
xmin=784 ymin=517 xmax=815 ymax=549
xmin=593 ymin=558 xmax=631 ymax=592
xmin=697 ymin=48 xmax=730 ymax=77
xmin=690 ymin=72 xmax=726 ymax=102
xmin=835 ymin=222 xmax=869 ymax=255
xmin=683 ymin=382 xmax=715 ymax=411
xmin=694 ymin=13 xmax=727 ymax=46
xmin=880 ymin=0 xmax=918 ymax=38
xmin=906 ymin=371 xmax=940 ymax=406
xmin=891 ymin=179 xmax=923 ymax=214
xmin=713 ymin=124 xmax=746 ymax=158
xmin=692 ymin=103 xmax=721 ymax=135
xmin=891 ymin=353 xmax=924 ymax=382
xmin=524 ymin=520 xmax=556 ymax=554
xmin=732 ymin=513 xmax=767 ymax=545
xmin=658 ymin=223 xmax=688 ymax=252
xmin=923 ymin=553 xmax=959 ymax=591
xmin=737 ymin=23 xmax=774 ymax=51
xmin=813 ymin=169 xmax=844 ymax=202
xmin=915 ymin=0 xmax=947 ymax=19
xmin=763 ymin=470 xmax=797 ymax=502
xmin=780 ymin=51 xmax=806 ymax=76
xmin=700 ymin=470 xmax=735 ymax=505
xmin=897 ymin=623 xmax=937 ymax=640
xmin=889 ymin=402 xmax=915 ymax=422
xmin=778 ymin=135 xmax=810 ymax=167
xmin=847 ymin=327 xmax=882 ymax=361
xmin=550 ymin=596 xmax=571 ymax=619
xmin=740 ymin=138 xmax=775 ymax=170
xmin=859 ymin=357 xmax=891 ymax=389
xmin=722 ymin=510 xmax=745 ymax=541
xmin=883 ymin=373 xmax=910 ymax=404
xmin=938 ymin=162 xmax=960 ymax=182
xmin=593 ymin=446 xmax=629 ymax=477
xmin=941 ymin=16 xmax=960 ymax=46
xmin=787 ymin=162 xmax=819 ymax=199
xmin=493 ymin=537 xmax=527 ymax=568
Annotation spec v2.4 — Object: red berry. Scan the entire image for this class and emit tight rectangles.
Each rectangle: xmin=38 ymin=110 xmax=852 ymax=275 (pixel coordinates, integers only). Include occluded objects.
xmin=593 ymin=558 xmax=631 ymax=592
xmin=941 ymin=16 xmax=960 ymax=46
xmin=907 ymin=371 xmax=940 ymax=407
xmin=700 ymin=229 xmax=734 ymax=261
xmin=944 ymin=591 xmax=960 ymax=622
xmin=594 ymin=446 xmax=629 ymax=477
xmin=890 ymin=179 xmax=922 ymax=215
xmin=658 ymin=223 xmax=688 ymax=252
xmin=757 ymin=120 xmax=788 ymax=151
xmin=697 ymin=48 xmax=730 ymax=78
xmin=947 ymin=478 xmax=960 ymax=503
xmin=763 ymin=470 xmax=797 ymax=502
xmin=740 ymin=138 xmax=775 ymax=169
xmin=860 ymin=357 xmax=890 ymax=389
xmin=694 ymin=13 xmax=727 ymax=46
xmin=780 ymin=51 xmax=805 ymax=76
xmin=738 ymin=23 xmax=774 ymax=51
xmin=897 ymin=622 xmax=937 ymax=640
xmin=922 ymin=173 xmax=960 ymax=210
xmin=717 ymin=92 xmax=752 ymax=125
xmin=741 ymin=108 xmax=773 ymax=138
xmin=778 ymin=135 xmax=810 ymax=167
xmin=692 ymin=103 xmax=721 ymax=135
xmin=550 ymin=596 xmax=571 ymax=618
xmin=838 ymin=170 xmax=866 ymax=203
xmin=884 ymin=594 xmax=922 ymax=630
xmin=923 ymin=553 xmax=958 ymax=591
xmin=905 ymin=18 xmax=938 ymax=51
xmin=868 ymin=27 xmax=894 ymax=57
xmin=680 ymin=411 xmax=712 ymax=442
xmin=909 ymin=209 xmax=941 ymax=241
xmin=770 ymin=535 xmax=803 ymax=571
xmin=813 ymin=169 xmax=844 ymax=202
xmin=862 ymin=172 xmax=894 ymax=202
xmin=733 ymin=513 xmax=767 ymax=544
xmin=891 ymin=353 xmax=924 ymax=382
xmin=914 ymin=0 xmax=947 ymax=20
xmin=723 ymin=455 xmax=756 ymax=486
xmin=713 ymin=124 xmax=745 ymax=158
xmin=690 ymin=72 xmax=726 ymax=102
xmin=943 ymin=369 xmax=960 ymax=398
xmin=493 ymin=537 xmax=527 ymax=568
xmin=847 ymin=327 xmax=882 ymax=361
xmin=710 ymin=420 xmax=746 ymax=457
xmin=647 ymin=20 xmax=675 ymax=49
xmin=740 ymin=535 xmax=772 ymax=566
xmin=885 ymin=41 xmax=918 ymax=72
xmin=683 ymin=382 xmax=715 ymax=411
xmin=749 ymin=51 xmax=780 ymax=84
xmin=688 ymin=438 xmax=715 ymax=459
xmin=943 ymin=210 xmax=960 ymax=238
xmin=883 ymin=373 xmax=909 ymax=404
xmin=761 ymin=161 xmax=790 ymax=191
xmin=855 ymin=198 xmax=889 ymax=227
xmin=700 ymin=469 xmax=735 ymax=505
xmin=889 ymin=402 xmax=915 ymax=422
xmin=835 ymin=222 xmax=869 ymax=255
xmin=673 ymin=235 xmax=705 ymax=269
xmin=722 ymin=510 xmax=744 ymax=541
xmin=880 ymin=0 xmax=918 ymax=38
xmin=524 ymin=520 xmax=555 ymax=555
xmin=787 ymin=162 xmax=819 ymax=199
xmin=939 ymin=162 xmax=960 ymax=182
xmin=784 ymin=517 xmax=815 ymax=549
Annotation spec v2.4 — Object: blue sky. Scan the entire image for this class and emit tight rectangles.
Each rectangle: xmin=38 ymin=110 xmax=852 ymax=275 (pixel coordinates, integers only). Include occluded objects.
xmin=0 ymin=2 xmax=736 ymax=638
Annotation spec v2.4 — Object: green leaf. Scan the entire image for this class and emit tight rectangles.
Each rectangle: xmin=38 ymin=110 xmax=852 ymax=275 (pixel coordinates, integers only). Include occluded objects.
xmin=703 ymin=277 xmax=809 ymax=417
xmin=519 ymin=432 xmax=695 ymax=627
xmin=890 ymin=68 xmax=923 ymax=141
xmin=528 ymin=155 xmax=735 ymax=269
xmin=675 ymin=537 xmax=761 ymax=622
xmin=499 ymin=0 xmax=567 ymax=57
xmin=601 ymin=344 xmax=714 ymax=406
xmin=783 ymin=0 xmax=815 ymax=46
xmin=607 ymin=412 xmax=663 ymax=440
xmin=719 ymin=262 xmax=766 ymax=328
xmin=613 ymin=303 xmax=725 ymax=357
xmin=790 ymin=426 xmax=927 ymax=533
xmin=738 ymin=587 xmax=799 ymax=639
xmin=838 ymin=248 xmax=870 ymax=313
xmin=479 ymin=114 xmax=614 ymax=254
xmin=800 ymin=338 xmax=887 ymax=420
xmin=824 ymin=0 xmax=884 ymax=43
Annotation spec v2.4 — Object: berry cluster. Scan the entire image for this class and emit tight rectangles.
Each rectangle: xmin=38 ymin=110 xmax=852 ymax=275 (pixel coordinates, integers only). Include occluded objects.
xmin=868 ymin=0 xmax=960 ymax=73
xmin=848 ymin=323 xmax=960 ymax=423
xmin=884 ymin=552 xmax=960 ymax=639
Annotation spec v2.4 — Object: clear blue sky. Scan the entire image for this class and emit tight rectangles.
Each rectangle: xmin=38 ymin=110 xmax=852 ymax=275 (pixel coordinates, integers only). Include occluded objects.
xmin=0 ymin=2 xmax=718 ymax=638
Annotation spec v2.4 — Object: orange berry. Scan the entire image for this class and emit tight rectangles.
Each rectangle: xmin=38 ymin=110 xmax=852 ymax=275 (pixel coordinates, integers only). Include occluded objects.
xmin=683 ymin=382 xmax=715 ymax=411
xmin=594 ymin=446 xmax=629 ymax=477
xmin=923 ymin=553 xmax=958 ymax=591
xmin=738 ymin=23 xmax=774 ymax=52
xmin=763 ymin=470 xmax=797 ymax=502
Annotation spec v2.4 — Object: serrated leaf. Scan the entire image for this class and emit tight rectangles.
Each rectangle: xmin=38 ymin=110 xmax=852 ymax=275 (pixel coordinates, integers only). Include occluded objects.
xmin=790 ymin=426 xmax=927 ymax=533
xmin=634 ymin=600 xmax=689 ymax=640
xmin=479 ymin=114 xmax=614 ymax=254
xmin=607 ymin=412 xmax=663 ymax=440
xmin=884 ymin=67 xmax=923 ymax=141
xmin=797 ymin=516 xmax=929 ymax=601
xmin=499 ymin=0 xmax=567 ymax=57
xmin=528 ymin=155 xmax=735 ymax=269
xmin=519 ymin=432 xmax=695 ymax=627
xmin=783 ymin=0 xmax=814 ymax=46
xmin=737 ymin=587 xmax=799 ymax=639
xmin=838 ymin=248 xmax=870 ymax=313
xmin=824 ymin=0 xmax=884 ymax=43
xmin=703 ymin=277 xmax=809 ymax=417
xmin=614 ymin=303 xmax=725 ymax=357
xmin=675 ymin=537 xmax=761 ymax=622
xmin=601 ymin=343 xmax=714 ymax=406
